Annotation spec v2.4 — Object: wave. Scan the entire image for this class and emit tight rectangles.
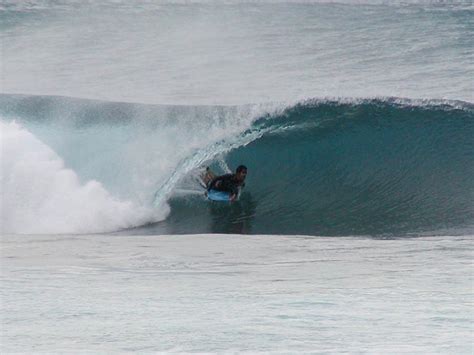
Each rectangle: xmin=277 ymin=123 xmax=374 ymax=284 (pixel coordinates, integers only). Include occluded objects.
xmin=1 ymin=94 xmax=473 ymax=236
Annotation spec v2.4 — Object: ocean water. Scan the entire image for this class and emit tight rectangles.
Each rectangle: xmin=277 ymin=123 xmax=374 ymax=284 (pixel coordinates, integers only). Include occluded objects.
xmin=1 ymin=0 xmax=473 ymax=353
xmin=2 ymin=95 xmax=473 ymax=236
xmin=2 ymin=234 xmax=473 ymax=353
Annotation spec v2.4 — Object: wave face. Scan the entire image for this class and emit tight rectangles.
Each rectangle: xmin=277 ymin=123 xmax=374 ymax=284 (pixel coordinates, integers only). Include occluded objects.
xmin=2 ymin=94 xmax=472 ymax=236
xmin=226 ymin=100 xmax=474 ymax=236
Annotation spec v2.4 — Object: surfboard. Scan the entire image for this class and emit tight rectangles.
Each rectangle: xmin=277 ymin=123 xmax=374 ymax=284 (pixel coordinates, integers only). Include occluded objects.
xmin=206 ymin=189 xmax=233 ymax=202
xmin=200 ymin=167 xmax=240 ymax=202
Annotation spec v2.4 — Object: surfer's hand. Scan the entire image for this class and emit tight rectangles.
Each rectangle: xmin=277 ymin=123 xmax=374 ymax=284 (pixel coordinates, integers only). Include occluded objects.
xmin=230 ymin=194 xmax=236 ymax=202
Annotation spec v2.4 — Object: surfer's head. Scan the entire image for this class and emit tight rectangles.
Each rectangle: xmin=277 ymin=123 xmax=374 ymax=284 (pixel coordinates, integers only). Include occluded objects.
xmin=235 ymin=165 xmax=247 ymax=182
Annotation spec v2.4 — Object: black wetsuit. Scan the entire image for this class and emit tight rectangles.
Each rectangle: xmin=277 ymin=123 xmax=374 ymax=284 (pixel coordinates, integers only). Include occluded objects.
xmin=208 ymin=174 xmax=244 ymax=196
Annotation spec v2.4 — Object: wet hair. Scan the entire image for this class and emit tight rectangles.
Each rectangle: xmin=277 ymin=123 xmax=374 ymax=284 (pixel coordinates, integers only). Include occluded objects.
xmin=236 ymin=165 xmax=247 ymax=174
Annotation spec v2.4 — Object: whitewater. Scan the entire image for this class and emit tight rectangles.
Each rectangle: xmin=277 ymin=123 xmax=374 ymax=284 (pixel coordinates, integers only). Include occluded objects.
xmin=1 ymin=0 xmax=473 ymax=353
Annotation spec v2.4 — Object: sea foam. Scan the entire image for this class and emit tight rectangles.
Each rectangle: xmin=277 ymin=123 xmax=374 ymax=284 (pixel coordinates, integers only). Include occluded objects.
xmin=1 ymin=121 xmax=162 ymax=234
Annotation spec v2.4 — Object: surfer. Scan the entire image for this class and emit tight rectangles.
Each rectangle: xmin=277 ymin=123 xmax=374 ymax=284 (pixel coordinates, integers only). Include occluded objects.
xmin=204 ymin=165 xmax=247 ymax=201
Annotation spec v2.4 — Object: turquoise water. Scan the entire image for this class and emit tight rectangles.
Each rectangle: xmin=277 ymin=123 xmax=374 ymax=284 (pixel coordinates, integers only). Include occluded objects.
xmin=166 ymin=100 xmax=474 ymax=236
xmin=2 ymin=94 xmax=473 ymax=236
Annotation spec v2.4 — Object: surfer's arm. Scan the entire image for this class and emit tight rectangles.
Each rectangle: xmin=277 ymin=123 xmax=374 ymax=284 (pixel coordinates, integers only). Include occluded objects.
xmin=209 ymin=177 xmax=223 ymax=190
xmin=202 ymin=167 xmax=216 ymax=186
xmin=209 ymin=174 xmax=232 ymax=191
xmin=208 ymin=176 xmax=221 ymax=190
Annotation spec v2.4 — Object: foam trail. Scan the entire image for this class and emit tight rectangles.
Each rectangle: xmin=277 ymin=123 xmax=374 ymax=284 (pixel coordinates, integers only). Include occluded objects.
xmin=0 ymin=121 xmax=163 ymax=234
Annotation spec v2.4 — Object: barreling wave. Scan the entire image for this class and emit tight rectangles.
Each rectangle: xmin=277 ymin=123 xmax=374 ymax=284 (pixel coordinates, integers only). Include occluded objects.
xmin=1 ymin=94 xmax=473 ymax=236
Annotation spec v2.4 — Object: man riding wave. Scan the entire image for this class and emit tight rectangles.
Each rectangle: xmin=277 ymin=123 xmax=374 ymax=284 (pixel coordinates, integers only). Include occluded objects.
xmin=203 ymin=165 xmax=247 ymax=201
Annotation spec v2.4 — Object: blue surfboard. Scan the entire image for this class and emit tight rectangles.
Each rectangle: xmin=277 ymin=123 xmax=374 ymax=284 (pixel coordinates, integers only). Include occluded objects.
xmin=206 ymin=189 xmax=233 ymax=202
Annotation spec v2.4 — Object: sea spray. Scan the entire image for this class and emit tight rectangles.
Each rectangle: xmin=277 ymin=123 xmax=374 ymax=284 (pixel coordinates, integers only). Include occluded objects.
xmin=0 ymin=95 xmax=285 ymax=233
xmin=0 ymin=121 xmax=162 ymax=234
